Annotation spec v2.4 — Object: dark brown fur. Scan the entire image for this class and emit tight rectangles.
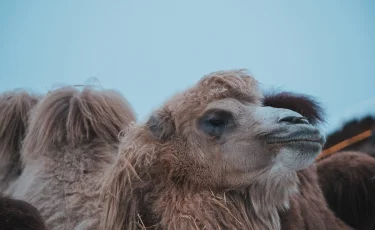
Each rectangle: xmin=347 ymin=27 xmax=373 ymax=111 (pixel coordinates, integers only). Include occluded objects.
xmin=317 ymin=151 xmax=375 ymax=230
xmin=280 ymin=166 xmax=351 ymax=230
xmin=317 ymin=115 xmax=375 ymax=229
xmin=0 ymin=90 xmax=40 ymax=191
xmin=0 ymin=194 xmax=47 ymax=230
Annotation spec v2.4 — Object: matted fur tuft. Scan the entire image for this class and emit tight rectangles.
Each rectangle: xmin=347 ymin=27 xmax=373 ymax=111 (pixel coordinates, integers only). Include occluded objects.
xmin=263 ymin=91 xmax=325 ymax=125
xmin=100 ymin=124 xmax=157 ymax=230
xmin=0 ymin=194 xmax=47 ymax=230
xmin=0 ymin=90 xmax=40 ymax=190
xmin=22 ymin=86 xmax=136 ymax=160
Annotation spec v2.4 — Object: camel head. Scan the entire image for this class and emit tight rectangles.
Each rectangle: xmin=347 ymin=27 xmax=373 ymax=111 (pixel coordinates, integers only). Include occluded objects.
xmin=146 ymin=70 xmax=325 ymax=189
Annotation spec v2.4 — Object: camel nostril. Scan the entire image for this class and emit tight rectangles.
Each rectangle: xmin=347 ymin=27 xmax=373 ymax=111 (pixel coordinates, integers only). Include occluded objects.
xmin=293 ymin=117 xmax=310 ymax=124
xmin=279 ymin=116 xmax=310 ymax=125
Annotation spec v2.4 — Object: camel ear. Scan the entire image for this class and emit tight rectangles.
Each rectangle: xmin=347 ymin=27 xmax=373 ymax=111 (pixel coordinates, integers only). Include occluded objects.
xmin=146 ymin=108 xmax=176 ymax=141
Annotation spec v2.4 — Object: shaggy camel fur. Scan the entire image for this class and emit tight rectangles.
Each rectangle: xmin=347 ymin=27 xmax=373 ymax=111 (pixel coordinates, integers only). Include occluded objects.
xmin=278 ymin=165 xmax=351 ymax=230
xmin=100 ymin=70 xmax=350 ymax=230
xmin=0 ymin=194 xmax=47 ymax=230
xmin=11 ymin=86 xmax=136 ymax=230
xmin=317 ymin=151 xmax=375 ymax=230
xmin=316 ymin=115 xmax=375 ymax=229
xmin=0 ymin=90 xmax=40 ymax=192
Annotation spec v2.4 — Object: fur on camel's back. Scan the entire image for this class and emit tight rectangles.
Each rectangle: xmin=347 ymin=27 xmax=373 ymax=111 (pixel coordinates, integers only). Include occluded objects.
xmin=12 ymin=86 xmax=136 ymax=230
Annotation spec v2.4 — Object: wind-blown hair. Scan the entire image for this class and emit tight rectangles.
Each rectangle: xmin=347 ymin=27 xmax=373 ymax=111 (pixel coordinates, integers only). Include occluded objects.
xmin=0 ymin=90 xmax=39 ymax=191
xmin=13 ymin=86 xmax=136 ymax=229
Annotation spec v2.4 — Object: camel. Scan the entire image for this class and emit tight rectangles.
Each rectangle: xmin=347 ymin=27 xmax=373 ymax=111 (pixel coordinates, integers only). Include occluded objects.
xmin=312 ymin=115 xmax=375 ymax=230
xmin=0 ymin=90 xmax=40 ymax=193
xmin=11 ymin=86 xmax=136 ymax=230
xmin=317 ymin=151 xmax=375 ymax=230
xmin=0 ymin=193 xmax=47 ymax=230
xmin=100 ymin=69 xmax=351 ymax=230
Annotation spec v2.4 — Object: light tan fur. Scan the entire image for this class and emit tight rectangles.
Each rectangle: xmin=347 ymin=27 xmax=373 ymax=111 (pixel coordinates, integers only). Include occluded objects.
xmin=12 ymin=86 xmax=136 ymax=230
xmin=100 ymin=70 xmax=326 ymax=230
xmin=0 ymin=90 xmax=40 ymax=192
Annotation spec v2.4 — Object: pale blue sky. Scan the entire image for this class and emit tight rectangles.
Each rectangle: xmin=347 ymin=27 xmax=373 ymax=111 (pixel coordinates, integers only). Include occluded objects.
xmin=1 ymin=0 xmax=374 ymax=133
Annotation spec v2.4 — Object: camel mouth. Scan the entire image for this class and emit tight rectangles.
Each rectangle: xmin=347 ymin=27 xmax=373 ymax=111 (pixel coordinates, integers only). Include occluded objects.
xmin=266 ymin=139 xmax=324 ymax=146
xmin=263 ymin=129 xmax=326 ymax=147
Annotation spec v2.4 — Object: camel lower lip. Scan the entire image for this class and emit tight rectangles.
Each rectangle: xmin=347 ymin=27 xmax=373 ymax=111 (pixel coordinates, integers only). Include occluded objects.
xmin=266 ymin=139 xmax=323 ymax=145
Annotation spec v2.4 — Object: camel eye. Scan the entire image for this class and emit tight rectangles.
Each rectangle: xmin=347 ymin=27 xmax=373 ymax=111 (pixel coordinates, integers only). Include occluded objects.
xmin=209 ymin=118 xmax=227 ymax=127
xmin=198 ymin=109 xmax=234 ymax=137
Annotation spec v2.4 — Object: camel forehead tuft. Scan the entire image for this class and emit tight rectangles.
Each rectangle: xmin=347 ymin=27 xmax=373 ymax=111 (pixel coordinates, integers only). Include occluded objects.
xmin=163 ymin=69 xmax=261 ymax=119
